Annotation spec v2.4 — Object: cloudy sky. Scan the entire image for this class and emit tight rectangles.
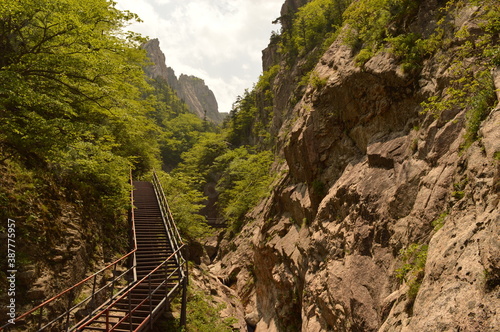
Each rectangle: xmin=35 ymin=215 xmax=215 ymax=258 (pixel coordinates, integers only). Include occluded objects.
xmin=114 ymin=0 xmax=284 ymax=114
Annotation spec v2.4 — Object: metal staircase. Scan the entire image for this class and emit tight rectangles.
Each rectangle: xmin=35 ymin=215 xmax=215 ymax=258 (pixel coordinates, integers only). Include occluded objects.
xmin=0 ymin=172 xmax=187 ymax=332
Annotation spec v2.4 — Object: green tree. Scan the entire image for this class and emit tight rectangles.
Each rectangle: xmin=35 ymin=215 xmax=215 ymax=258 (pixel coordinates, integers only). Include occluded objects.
xmin=156 ymin=171 xmax=211 ymax=240
xmin=161 ymin=113 xmax=206 ymax=169
xmin=342 ymin=0 xmax=419 ymax=65
xmin=175 ymin=132 xmax=229 ymax=187
xmin=0 ymin=0 xmax=156 ymax=172
xmin=279 ymin=0 xmax=352 ymax=57
xmin=214 ymin=148 xmax=274 ymax=232
xmin=0 ymin=0 xmax=163 ymax=257
xmin=225 ymin=90 xmax=258 ymax=147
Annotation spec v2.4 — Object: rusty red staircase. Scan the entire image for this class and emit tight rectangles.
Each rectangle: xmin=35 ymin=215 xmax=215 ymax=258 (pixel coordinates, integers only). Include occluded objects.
xmin=0 ymin=172 xmax=187 ymax=332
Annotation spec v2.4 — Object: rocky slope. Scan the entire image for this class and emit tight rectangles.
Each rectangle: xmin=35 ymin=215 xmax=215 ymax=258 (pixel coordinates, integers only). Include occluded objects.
xmin=142 ymin=39 xmax=225 ymax=124
xmin=209 ymin=0 xmax=499 ymax=331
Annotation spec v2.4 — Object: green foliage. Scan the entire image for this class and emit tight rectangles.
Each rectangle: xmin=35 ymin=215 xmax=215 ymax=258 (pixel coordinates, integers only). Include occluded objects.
xmin=275 ymin=0 xmax=352 ymax=100
xmin=283 ymin=0 xmax=352 ymax=56
xmin=395 ymin=243 xmax=428 ymax=301
xmin=0 ymin=0 xmax=220 ymax=284
xmin=156 ymin=171 xmax=212 ymax=240
xmin=225 ymin=89 xmax=262 ymax=147
xmin=420 ymin=85 xmax=467 ymax=118
xmin=311 ymin=179 xmax=327 ymax=198
xmin=0 ymin=0 xmax=163 ymax=195
xmin=354 ymin=48 xmax=374 ymax=66
xmin=147 ymin=77 xmax=191 ymax=122
xmin=215 ymin=148 xmax=274 ymax=232
xmin=158 ymin=283 xmax=238 ymax=332
xmin=185 ymin=285 xmax=238 ymax=332
xmin=418 ymin=1 xmax=498 ymax=139
xmin=160 ymin=113 xmax=206 ymax=169
xmin=0 ymin=0 xmax=163 ymax=249
xmin=225 ymin=86 xmax=274 ymax=149
xmin=422 ymin=69 xmax=496 ymax=133
xmin=385 ymin=32 xmax=423 ymax=71
xmin=475 ymin=0 xmax=500 ymax=66
xmin=309 ymin=71 xmax=328 ymax=89
xmin=462 ymin=71 xmax=496 ymax=149
xmin=256 ymin=64 xmax=280 ymax=93
xmin=343 ymin=0 xmax=419 ymax=65
xmin=451 ymin=190 xmax=465 ymax=200
xmin=451 ymin=178 xmax=468 ymax=200
xmin=171 ymin=133 xmax=274 ymax=236
xmin=176 ymin=133 xmax=229 ymax=188
xmin=432 ymin=211 xmax=449 ymax=231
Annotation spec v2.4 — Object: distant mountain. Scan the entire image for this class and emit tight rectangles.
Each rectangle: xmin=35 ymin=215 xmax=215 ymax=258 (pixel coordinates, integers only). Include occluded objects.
xmin=142 ymin=39 xmax=225 ymax=124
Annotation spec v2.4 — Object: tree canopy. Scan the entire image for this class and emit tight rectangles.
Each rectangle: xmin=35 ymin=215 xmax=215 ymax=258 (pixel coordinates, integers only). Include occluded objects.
xmin=0 ymin=0 xmax=158 ymax=173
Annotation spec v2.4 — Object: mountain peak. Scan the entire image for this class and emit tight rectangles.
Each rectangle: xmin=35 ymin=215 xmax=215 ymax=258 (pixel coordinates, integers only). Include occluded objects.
xmin=143 ymin=38 xmax=225 ymax=124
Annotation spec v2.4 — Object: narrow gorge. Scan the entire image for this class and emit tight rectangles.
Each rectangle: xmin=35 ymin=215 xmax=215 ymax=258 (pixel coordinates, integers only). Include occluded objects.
xmin=0 ymin=0 xmax=498 ymax=331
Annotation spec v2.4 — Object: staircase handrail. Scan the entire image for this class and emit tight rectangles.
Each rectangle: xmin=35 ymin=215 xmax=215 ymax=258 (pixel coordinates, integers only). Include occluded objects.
xmin=0 ymin=250 xmax=137 ymax=331
xmin=0 ymin=171 xmax=139 ymax=332
xmin=75 ymin=244 xmax=186 ymax=332
xmin=129 ymin=168 xmax=138 ymax=282
xmin=151 ymin=171 xmax=184 ymax=246
xmin=151 ymin=171 xmax=185 ymax=273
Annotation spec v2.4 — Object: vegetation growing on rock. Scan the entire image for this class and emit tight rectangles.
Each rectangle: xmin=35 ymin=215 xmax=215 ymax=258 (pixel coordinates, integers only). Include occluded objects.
xmin=1 ymin=0 xmax=499 ymax=330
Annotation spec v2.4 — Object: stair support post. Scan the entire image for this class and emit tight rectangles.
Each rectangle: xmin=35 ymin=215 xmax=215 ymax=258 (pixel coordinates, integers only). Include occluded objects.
xmin=128 ymin=291 xmax=133 ymax=332
xmin=110 ymin=263 xmax=117 ymax=301
xmin=149 ymin=275 xmax=153 ymax=330
xmin=90 ymin=274 xmax=97 ymax=311
xmin=65 ymin=289 xmax=73 ymax=331
xmin=37 ymin=306 xmax=44 ymax=330
xmin=180 ymin=264 xmax=188 ymax=328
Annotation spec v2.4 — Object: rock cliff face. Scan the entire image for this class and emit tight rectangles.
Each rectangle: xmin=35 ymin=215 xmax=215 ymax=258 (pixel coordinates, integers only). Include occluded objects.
xmin=177 ymin=74 xmax=221 ymax=123
xmin=211 ymin=0 xmax=499 ymax=331
xmin=142 ymin=39 xmax=225 ymax=124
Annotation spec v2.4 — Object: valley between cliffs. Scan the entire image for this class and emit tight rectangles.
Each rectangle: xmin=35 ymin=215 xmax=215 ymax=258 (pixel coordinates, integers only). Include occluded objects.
xmin=0 ymin=0 xmax=497 ymax=331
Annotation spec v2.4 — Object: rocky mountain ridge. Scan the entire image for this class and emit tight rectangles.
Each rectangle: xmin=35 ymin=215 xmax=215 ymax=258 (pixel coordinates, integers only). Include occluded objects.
xmin=202 ymin=0 xmax=500 ymax=331
xmin=142 ymin=38 xmax=225 ymax=124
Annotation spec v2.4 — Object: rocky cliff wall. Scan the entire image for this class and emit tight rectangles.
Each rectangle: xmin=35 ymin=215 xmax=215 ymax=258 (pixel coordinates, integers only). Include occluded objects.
xmin=211 ymin=1 xmax=499 ymax=331
xmin=177 ymin=74 xmax=223 ymax=123
xmin=142 ymin=39 xmax=225 ymax=124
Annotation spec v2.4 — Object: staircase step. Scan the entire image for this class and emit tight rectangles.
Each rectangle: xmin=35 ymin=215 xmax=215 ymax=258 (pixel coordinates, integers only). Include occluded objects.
xmin=77 ymin=180 xmax=185 ymax=331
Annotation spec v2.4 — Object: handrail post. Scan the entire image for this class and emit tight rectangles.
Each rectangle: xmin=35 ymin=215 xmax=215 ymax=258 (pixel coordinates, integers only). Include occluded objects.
xmin=105 ymin=310 xmax=109 ymax=331
xmin=110 ymin=263 xmax=117 ymax=301
xmin=129 ymin=169 xmax=137 ymax=284
xmin=91 ymin=274 xmax=97 ymax=311
xmin=148 ymin=275 xmax=153 ymax=330
xmin=37 ymin=306 xmax=43 ymax=330
xmin=65 ymin=289 xmax=73 ymax=331
xmin=128 ymin=292 xmax=132 ymax=332
xmin=1 ymin=171 xmax=141 ymax=332
xmin=165 ymin=259 xmax=169 ymax=301
xmin=180 ymin=271 xmax=188 ymax=328
xmin=185 ymin=247 xmax=189 ymax=287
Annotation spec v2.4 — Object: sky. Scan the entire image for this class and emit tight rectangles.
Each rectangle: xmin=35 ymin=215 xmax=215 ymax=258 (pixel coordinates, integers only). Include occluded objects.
xmin=114 ymin=0 xmax=284 ymax=114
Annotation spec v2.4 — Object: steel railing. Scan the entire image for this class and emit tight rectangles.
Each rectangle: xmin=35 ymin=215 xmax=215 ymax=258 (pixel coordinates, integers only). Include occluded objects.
xmin=0 ymin=171 xmax=138 ymax=332
xmin=0 ymin=249 xmax=137 ymax=332
xmin=151 ymin=171 xmax=185 ymax=270
xmin=75 ymin=245 xmax=186 ymax=332
xmin=0 ymin=170 xmax=188 ymax=332
xmin=75 ymin=170 xmax=188 ymax=331
xmin=151 ymin=170 xmax=188 ymax=326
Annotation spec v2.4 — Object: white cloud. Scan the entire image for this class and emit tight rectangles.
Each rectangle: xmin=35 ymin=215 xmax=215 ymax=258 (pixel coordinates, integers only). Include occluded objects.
xmin=114 ymin=0 xmax=283 ymax=113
